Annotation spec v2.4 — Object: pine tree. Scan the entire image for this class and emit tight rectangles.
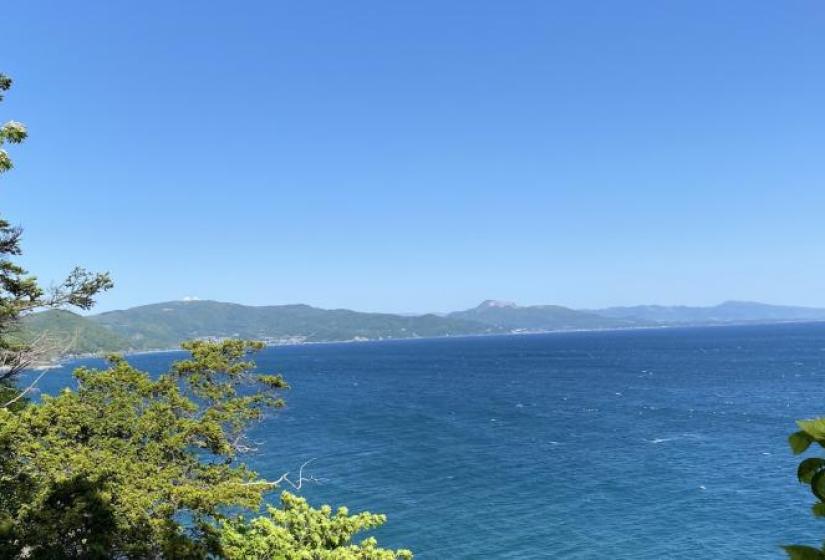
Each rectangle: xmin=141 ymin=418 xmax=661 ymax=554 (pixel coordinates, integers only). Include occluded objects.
xmin=0 ymin=74 xmax=112 ymax=392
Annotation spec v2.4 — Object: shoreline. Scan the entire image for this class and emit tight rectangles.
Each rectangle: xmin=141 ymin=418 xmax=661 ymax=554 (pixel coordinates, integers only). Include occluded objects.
xmin=52 ymin=318 xmax=825 ymax=364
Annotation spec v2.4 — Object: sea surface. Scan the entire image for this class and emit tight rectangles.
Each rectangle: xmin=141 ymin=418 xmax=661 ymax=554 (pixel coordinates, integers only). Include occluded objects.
xmin=32 ymin=323 xmax=825 ymax=558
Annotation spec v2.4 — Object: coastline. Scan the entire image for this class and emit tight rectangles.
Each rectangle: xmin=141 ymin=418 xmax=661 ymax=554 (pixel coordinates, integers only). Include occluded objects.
xmin=52 ymin=318 xmax=825 ymax=363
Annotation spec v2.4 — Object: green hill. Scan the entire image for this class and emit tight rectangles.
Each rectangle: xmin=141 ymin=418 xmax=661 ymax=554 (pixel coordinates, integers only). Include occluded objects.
xmin=88 ymin=300 xmax=502 ymax=350
xmin=20 ymin=310 xmax=131 ymax=356
xmin=21 ymin=298 xmax=825 ymax=359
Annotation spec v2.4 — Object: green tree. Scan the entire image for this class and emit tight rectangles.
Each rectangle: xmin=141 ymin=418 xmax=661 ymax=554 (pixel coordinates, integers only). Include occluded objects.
xmin=0 ymin=340 xmax=410 ymax=559
xmin=785 ymin=420 xmax=825 ymax=559
xmin=0 ymin=73 xmax=112 ymax=398
xmin=0 ymin=340 xmax=286 ymax=557
xmin=218 ymin=491 xmax=412 ymax=560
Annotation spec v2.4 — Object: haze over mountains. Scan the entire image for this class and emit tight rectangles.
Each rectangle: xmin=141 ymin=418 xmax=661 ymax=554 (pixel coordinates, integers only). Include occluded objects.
xmin=591 ymin=300 xmax=825 ymax=324
xmin=21 ymin=298 xmax=825 ymax=357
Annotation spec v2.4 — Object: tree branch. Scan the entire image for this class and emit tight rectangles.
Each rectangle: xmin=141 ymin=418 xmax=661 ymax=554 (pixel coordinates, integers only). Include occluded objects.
xmin=1 ymin=328 xmax=78 ymax=407
xmin=242 ymin=459 xmax=324 ymax=490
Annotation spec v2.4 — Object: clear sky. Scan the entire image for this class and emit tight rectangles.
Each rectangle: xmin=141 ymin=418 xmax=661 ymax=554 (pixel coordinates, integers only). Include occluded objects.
xmin=2 ymin=1 xmax=825 ymax=313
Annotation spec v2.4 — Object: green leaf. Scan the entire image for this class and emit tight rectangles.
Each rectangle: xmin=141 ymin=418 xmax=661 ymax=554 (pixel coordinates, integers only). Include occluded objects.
xmin=783 ymin=545 xmax=825 ymax=560
xmin=791 ymin=431 xmax=815 ymax=454
xmin=798 ymin=458 xmax=825 ymax=483
xmin=812 ymin=503 xmax=825 ymax=517
xmin=799 ymin=419 xmax=825 ymax=440
xmin=811 ymin=469 xmax=825 ymax=502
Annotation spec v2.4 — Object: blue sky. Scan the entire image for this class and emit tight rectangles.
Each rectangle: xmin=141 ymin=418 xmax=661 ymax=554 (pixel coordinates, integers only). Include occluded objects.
xmin=2 ymin=1 xmax=825 ymax=313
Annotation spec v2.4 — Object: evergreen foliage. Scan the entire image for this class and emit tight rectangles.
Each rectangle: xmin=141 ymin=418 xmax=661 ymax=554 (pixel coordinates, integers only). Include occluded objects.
xmin=0 ymin=340 xmax=410 ymax=558
xmin=0 ymin=340 xmax=287 ymax=557
xmin=218 ymin=492 xmax=412 ymax=560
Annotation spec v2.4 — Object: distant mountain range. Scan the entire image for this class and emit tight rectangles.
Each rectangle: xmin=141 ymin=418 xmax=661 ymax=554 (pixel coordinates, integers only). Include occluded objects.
xmin=448 ymin=300 xmax=639 ymax=331
xmin=19 ymin=298 xmax=825 ymax=357
xmin=590 ymin=300 xmax=825 ymax=324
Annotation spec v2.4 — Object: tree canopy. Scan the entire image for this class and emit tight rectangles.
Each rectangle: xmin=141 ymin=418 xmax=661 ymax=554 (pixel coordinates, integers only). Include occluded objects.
xmin=0 ymin=340 xmax=411 ymax=559
xmin=218 ymin=492 xmax=413 ymax=560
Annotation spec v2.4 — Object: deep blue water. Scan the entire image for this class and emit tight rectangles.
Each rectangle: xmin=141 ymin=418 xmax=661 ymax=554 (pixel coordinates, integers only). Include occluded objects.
xmin=31 ymin=323 xmax=825 ymax=558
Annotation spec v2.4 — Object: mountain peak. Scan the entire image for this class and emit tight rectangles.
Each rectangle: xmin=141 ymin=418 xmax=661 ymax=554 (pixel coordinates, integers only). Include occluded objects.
xmin=478 ymin=300 xmax=517 ymax=309
xmin=716 ymin=300 xmax=764 ymax=308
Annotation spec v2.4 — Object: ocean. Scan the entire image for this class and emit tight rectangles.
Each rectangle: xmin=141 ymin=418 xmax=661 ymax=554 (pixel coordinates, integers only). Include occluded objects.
xmin=33 ymin=323 xmax=825 ymax=558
